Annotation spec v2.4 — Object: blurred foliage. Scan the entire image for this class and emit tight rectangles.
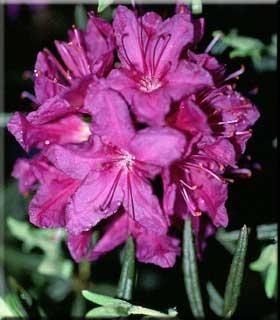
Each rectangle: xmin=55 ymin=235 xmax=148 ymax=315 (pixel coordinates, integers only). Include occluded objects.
xmin=211 ymin=30 xmax=277 ymax=72
xmin=250 ymin=243 xmax=277 ymax=299
xmin=82 ymin=290 xmax=177 ymax=318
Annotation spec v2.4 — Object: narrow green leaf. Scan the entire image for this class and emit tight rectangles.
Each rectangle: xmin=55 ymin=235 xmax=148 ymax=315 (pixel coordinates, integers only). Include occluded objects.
xmin=0 ymin=296 xmax=18 ymax=317
xmin=265 ymin=264 xmax=277 ymax=299
xmin=81 ymin=290 xmax=131 ymax=308
xmin=223 ymin=225 xmax=248 ymax=319
xmin=182 ymin=219 xmax=205 ymax=318
xmin=86 ymin=305 xmax=129 ymax=318
xmin=129 ymin=305 xmax=172 ymax=317
xmin=74 ymin=5 xmax=87 ymax=30
xmin=206 ymin=282 xmax=223 ymax=317
xmin=98 ymin=0 xmax=114 ymax=13
xmin=117 ymin=236 xmax=135 ymax=300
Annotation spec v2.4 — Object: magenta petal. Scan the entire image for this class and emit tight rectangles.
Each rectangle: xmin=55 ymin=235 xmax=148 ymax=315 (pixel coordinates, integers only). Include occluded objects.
xmin=43 ymin=143 xmax=96 ymax=179
xmin=167 ymin=95 xmax=211 ymax=135
xmin=85 ymin=16 xmax=115 ymax=76
xmin=124 ymin=173 xmax=168 ymax=235
xmin=12 ymin=158 xmax=37 ymax=194
xmin=131 ymin=89 xmax=171 ymax=125
xmin=34 ymin=51 xmax=66 ymax=104
xmin=151 ymin=11 xmax=194 ymax=75
xmin=199 ymin=137 xmax=237 ymax=167
xmin=88 ymin=214 xmax=129 ymax=261
xmin=84 ymin=82 xmax=135 ymax=147
xmin=135 ymin=232 xmax=180 ymax=268
xmin=7 ymin=112 xmax=90 ymax=151
xmin=29 ymin=174 xmax=80 ymax=228
xmin=67 ymin=231 xmax=92 ymax=262
xmin=166 ymin=60 xmax=213 ymax=100
xmin=191 ymin=170 xmax=229 ymax=227
xmin=27 ymin=97 xmax=72 ymax=124
xmin=130 ymin=127 xmax=186 ymax=167
xmin=66 ymin=170 xmax=124 ymax=235
xmin=113 ymin=6 xmax=146 ymax=70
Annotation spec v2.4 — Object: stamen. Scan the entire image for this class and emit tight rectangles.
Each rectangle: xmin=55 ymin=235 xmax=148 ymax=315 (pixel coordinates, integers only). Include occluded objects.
xmin=178 ymin=183 xmax=199 ymax=215
xmin=153 ymin=33 xmax=171 ymax=75
xmin=43 ymin=48 xmax=71 ymax=82
xmin=100 ymin=169 xmax=123 ymax=210
xmin=224 ymin=65 xmax=245 ymax=82
xmin=120 ymin=34 xmax=139 ymax=72
xmin=183 ymin=162 xmax=227 ymax=183
xmin=179 ymin=179 xmax=198 ymax=190
xmin=205 ymin=32 xmax=223 ymax=53
xmin=21 ymin=91 xmax=38 ymax=104
xmin=127 ymin=173 xmax=135 ymax=219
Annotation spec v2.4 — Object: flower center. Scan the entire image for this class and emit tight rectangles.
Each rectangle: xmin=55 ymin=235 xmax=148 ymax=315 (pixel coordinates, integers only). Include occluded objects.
xmin=139 ymin=76 xmax=162 ymax=93
xmin=118 ymin=151 xmax=135 ymax=171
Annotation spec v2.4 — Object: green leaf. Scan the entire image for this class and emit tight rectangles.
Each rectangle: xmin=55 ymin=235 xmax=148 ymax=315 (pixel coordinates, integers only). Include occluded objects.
xmin=223 ymin=225 xmax=248 ymax=319
xmin=265 ymin=264 xmax=277 ymax=299
xmin=86 ymin=306 xmax=129 ymax=318
xmin=191 ymin=0 xmax=202 ymax=14
xmin=98 ymin=0 xmax=114 ymax=13
xmin=0 ymin=295 xmax=26 ymax=317
xmin=129 ymin=305 xmax=173 ymax=317
xmin=256 ymin=224 xmax=277 ymax=241
xmin=0 ymin=113 xmax=11 ymax=127
xmin=117 ymin=236 xmax=135 ymax=300
xmin=250 ymin=243 xmax=277 ymax=299
xmin=82 ymin=290 xmax=131 ymax=308
xmin=82 ymin=291 xmax=176 ymax=318
xmin=182 ymin=219 xmax=205 ymax=319
xmin=206 ymin=282 xmax=223 ymax=317
xmin=74 ymin=5 xmax=87 ymax=30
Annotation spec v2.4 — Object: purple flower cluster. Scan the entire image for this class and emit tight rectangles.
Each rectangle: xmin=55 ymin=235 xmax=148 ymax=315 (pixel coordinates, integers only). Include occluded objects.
xmin=8 ymin=4 xmax=259 ymax=268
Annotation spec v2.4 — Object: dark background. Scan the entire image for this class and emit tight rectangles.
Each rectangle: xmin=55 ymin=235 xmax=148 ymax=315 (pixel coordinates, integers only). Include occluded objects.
xmin=4 ymin=3 xmax=277 ymax=319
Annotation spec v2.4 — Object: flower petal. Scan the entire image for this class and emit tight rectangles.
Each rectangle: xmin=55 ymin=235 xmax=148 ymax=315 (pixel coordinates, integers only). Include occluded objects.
xmin=130 ymin=127 xmax=186 ymax=167
xmin=67 ymin=231 xmax=93 ymax=262
xmin=66 ymin=170 xmax=124 ymax=235
xmin=29 ymin=171 xmax=80 ymax=228
xmin=7 ymin=112 xmax=90 ymax=151
xmin=135 ymin=232 xmax=180 ymax=268
xmin=12 ymin=158 xmax=37 ymax=194
xmin=88 ymin=213 xmax=129 ymax=261
xmin=166 ymin=60 xmax=213 ymax=100
xmin=124 ymin=173 xmax=168 ymax=235
xmin=85 ymin=82 xmax=135 ymax=147
xmin=85 ymin=16 xmax=115 ymax=76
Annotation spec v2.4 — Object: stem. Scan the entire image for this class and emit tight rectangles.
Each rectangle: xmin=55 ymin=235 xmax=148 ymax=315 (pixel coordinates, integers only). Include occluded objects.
xmin=117 ymin=237 xmax=135 ymax=301
xmin=182 ymin=219 xmax=205 ymax=319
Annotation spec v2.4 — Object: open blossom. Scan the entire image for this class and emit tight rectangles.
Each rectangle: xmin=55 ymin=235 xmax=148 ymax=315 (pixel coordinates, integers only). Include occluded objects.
xmin=8 ymin=4 xmax=260 ymax=268
xmin=7 ymin=15 xmax=114 ymax=151
xmin=43 ymin=86 xmax=186 ymax=236
xmin=108 ymin=5 xmax=213 ymax=125
xmin=68 ymin=211 xmax=180 ymax=268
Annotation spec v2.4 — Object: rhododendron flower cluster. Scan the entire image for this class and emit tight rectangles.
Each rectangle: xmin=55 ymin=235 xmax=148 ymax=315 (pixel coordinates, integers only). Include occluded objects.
xmin=8 ymin=4 xmax=259 ymax=268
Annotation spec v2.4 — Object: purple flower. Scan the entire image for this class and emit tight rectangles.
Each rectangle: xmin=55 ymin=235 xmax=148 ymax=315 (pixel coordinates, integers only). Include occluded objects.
xmin=44 ymin=85 xmax=186 ymax=236
xmin=108 ymin=5 xmax=213 ymax=125
xmin=68 ymin=212 xmax=180 ymax=268
xmin=12 ymin=155 xmax=80 ymax=228
xmin=8 ymin=4 xmax=260 ymax=267
xmin=7 ymin=15 xmax=115 ymax=151
xmin=163 ymin=135 xmax=237 ymax=235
